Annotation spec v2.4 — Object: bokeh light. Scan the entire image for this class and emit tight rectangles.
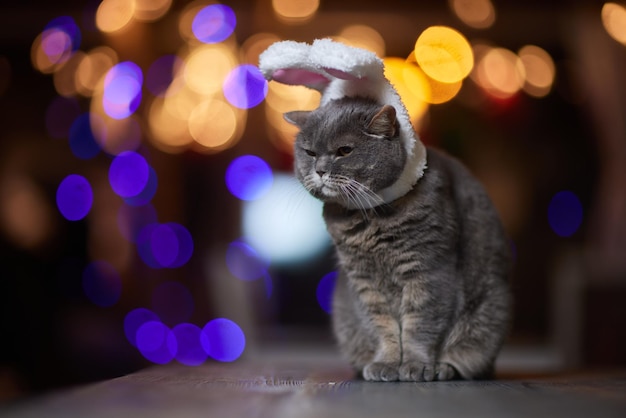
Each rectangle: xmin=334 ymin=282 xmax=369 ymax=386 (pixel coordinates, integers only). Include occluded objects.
xmin=124 ymin=308 xmax=160 ymax=347
xmin=45 ymin=96 xmax=81 ymax=139
xmin=602 ymin=2 xmax=626 ymax=46
xmin=147 ymin=54 xmax=182 ymax=97
xmin=518 ymin=45 xmax=556 ymax=98
xmin=82 ymin=260 xmax=122 ymax=307
xmin=134 ymin=0 xmax=172 ymax=22
xmin=272 ymin=0 xmax=319 ymax=23
xmin=173 ymin=323 xmax=208 ymax=366
xmin=474 ymin=46 xmax=525 ymax=99
xmin=192 ymin=4 xmax=237 ymax=44
xmin=548 ymin=191 xmax=583 ymax=237
xmin=188 ymin=99 xmax=242 ymax=152
xmin=414 ymin=26 xmax=474 ymax=83
xmin=32 ymin=16 xmax=81 ymax=74
xmin=137 ymin=222 xmax=194 ymax=269
xmin=223 ymin=65 xmax=268 ymax=109
xmin=108 ymin=151 xmax=150 ymax=198
xmin=184 ymin=44 xmax=236 ymax=96
xmin=69 ymin=113 xmax=102 ymax=159
xmin=124 ymin=166 xmax=158 ymax=206
xmin=136 ymin=320 xmax=177 ymax=364
xmin=225 ymin=155 xmax=274 ymax=201
xmin=336 ymin=25 xmax=386 ymax=57
xmin=52 ymin=51 xmax=85 ymax=97
xmin=201 ymin=318 xmax=246 ymax=362
xmin=56 ymin=174 xmax=93 ymax=221
xmin=242 ymin=173 xmax=331 ymax=265
xmin=382 ymin=57 xmax=429 ymax=123
xmin=75 ymin=46 xmax=118 ymax=97
xmin=96 ymin=0 xmax=136 ymax=33
xmin=449 ymin=0 xmax=496 ymax=29
xmin=225 ymin=240 xmax=269 ymax=281
xmin=103 ymin=61 xmax=143 ymax=119
xmin=316 ymin=271 xmax=337 ymax=314
xmin=151 ymin=281 xmax=195 ymax=326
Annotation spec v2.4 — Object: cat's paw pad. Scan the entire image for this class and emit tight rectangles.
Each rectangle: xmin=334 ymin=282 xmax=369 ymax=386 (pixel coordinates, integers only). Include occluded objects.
xmin=362 ymin=362 xmax=399 ymax=381
xmin=399 ymin=362 xmax=433 ymax=381
xmin=434 ymin=362 xmax=457 ymax=381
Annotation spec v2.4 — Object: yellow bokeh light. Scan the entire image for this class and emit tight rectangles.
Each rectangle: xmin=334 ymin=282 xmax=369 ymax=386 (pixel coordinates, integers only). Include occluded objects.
xmin=31 ymin=30 xmax=71 ymax=74
xmin=405 ymin=53 xmax=463 ymax=104
xmin=148 ymin=97 xmax=194 ymax=152
xmin=518 ymin=45 xmax=555 ymax=98
xmin=134 ymin=0 xmax=172 ymax=22
xmin=96 ymin=0 xmax=136 ymax=33
xmin=188 ymin=99 xmax=243 ymax=152
xmin=183 ymin=44 xmax=237 ymax=96
xmin=272 ymin=0 xmax=319 ymax=23
xmin=475 ymin=47 xmax=525 ymax=99
xmin=336 ymin=25 xmax=386 ymax=57
xmin=75 ymin=47 xmax=118 ymax=97
xmin=53 ymin=51 xmax=84 ymax=97
xmin=414 ymin=26 xmax=474 ymax=83
xmin=383 ymin=57 xmax=429 ymax=126
xmin=449 ymin=0 xmax=496 ymax=29
xmin=241 ymin=33 xmax=282 ymax=66
xmin=602 ymin=2 xmax=626 ymax=45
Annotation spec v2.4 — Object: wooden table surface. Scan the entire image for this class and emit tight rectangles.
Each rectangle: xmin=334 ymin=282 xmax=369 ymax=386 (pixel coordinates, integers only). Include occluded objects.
xmin=2 ymin=354 xmax=625 ymax=418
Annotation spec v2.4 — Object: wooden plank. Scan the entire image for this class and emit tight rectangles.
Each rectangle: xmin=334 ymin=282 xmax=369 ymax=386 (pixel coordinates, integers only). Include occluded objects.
xmin=2 ymin=358 xmax=625 ymax=418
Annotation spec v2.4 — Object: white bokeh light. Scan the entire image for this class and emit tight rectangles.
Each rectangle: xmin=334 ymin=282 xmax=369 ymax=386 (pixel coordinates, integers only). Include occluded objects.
xmin=242 ymin=173 xmax=330 ymax=265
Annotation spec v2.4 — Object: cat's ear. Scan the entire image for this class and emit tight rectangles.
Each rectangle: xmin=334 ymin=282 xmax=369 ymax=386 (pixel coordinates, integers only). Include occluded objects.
xmin=284 ymin=111 xmax=311 ymax=128
xmin=367 ymin=105 xmax=398 ymax=138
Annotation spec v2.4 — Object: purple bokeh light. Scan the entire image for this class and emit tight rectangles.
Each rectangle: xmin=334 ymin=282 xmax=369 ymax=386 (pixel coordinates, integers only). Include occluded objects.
xmin=192 ymin=4 xmax=236 ymax=44
xmin=548 ymin=190 xmax=583 ymax=237
xmin=136 ymin=321 xmax=177 ymax=364
xmin=124 ymin=166 xmax=158 ymax=207
xmin=82 ymin=260 xmax=122 ymax=307
xmin=146 ymin=54 xmax=181 ymax=97
xmin=103 ymin=61 xmax=143 ymax=119
xmin=201 ymin=318 xmax=246 ymax=362
xmin=41 ymin=16 xmax=81 ymax=65
xmin=124 ymin=308 xmax=159 ymax=347
xmin=316 ymin=271 xmax=338 ymax=314
xmin=56 ymin=174 xmax=93 ymax=221
xmin=108 ymin=151 xmax=150 ymax=198
xmin=151 ymin=281 xmax=194 ymax=326
xmin=137 ymin=222 xmax=194 ymax=268
xmin=225 ymin=155 xmax=273 ymax=201
xmin=173 ymin=323 xmax=208 ymax=366
xmin=225 ymin=240 xmax=269 ymax=281
xmin=117 ymin=203 xmax=158 ymax=243
xmin=223 ymin=65 xmax=268 ymax=109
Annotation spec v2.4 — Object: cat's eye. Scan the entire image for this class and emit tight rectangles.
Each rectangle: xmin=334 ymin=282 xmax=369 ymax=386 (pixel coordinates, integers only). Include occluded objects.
xmin=304 ymin=149 xmax=316 ymax=157
xmin=337 ymin=146 xmax=353 ymax=157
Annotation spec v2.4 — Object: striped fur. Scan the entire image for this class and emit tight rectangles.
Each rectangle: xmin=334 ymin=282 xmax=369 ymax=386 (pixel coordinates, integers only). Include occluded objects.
xmin=287 ymin=97 xmax=511 ymax=381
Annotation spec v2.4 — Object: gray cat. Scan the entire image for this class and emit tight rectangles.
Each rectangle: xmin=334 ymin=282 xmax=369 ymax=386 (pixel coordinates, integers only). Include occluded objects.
xmin=285 ymin=96 xmax=511 ymax=382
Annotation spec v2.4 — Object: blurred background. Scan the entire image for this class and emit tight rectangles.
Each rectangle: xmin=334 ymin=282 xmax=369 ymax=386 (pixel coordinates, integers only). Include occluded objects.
xmin=1 ymin=0 xmax=625 ymax=401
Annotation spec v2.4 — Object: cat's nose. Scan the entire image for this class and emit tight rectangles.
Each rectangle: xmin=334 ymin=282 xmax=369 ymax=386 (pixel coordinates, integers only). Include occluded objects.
xmin=316 ymin=170 xmax=326 ymax=177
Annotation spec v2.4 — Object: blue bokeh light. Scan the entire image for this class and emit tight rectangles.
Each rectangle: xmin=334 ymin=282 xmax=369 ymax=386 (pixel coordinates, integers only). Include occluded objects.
xmin=117 ymin=203 xmax=158 ymax=243
xmin=192 ymin=4 xmax=236 ymax=44
xmin=124 ymin=166 xmax=157 ymax=206
xmin=45 ymin=96 xmax=80 ymax=139
xmin=69 ymin=113 xmax=101 ymax=159
xmin=225 ymin=240 xmax=269 ymax=281
xmin=108 ymin=151 xmax=150 ymax=198
xmin=316 ymin=271 xmax=338 ymax=314
xmin=146 ymin=54 xmax=181 ymax=97
xmin=137 ymin=222 xmax=194 ymax=268
xmin=103 ymin=61 xmax=143 ymax=119
xmin=41 ymin=17 xmax=81 ymax=65
xmin=124 ymin=308 xmax=159 ymax=347
xmin=44 ymin=16 xmax=81 ymax=52
xmin=173 ymin=323 xmax=208 ymax=366
xmin=548 ymin=190 xmax=583 ymax=237
xmin=225 ymin=155 xmax=273 ymax=201
xmin=56 ymin=174 xmax=93 ymax=221
xmin=201 ymin=318 xmax=245 ymax=362
xmin=151 ymin=281 xmax=194 ymax=326
xmin=223 ymin=65 xmax=268 ymax=109
xmin=136 ymin=321 xmax=177 ymax=364
xmin=82 ymin=260 xmax=122 ymax=307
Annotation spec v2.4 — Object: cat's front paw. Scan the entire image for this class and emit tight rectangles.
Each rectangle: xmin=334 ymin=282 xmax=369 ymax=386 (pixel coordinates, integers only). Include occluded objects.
xmin=362 ymin=362 xmax=399 ymax=381
xmin=399 ymin=362 xmax=457 ymax=381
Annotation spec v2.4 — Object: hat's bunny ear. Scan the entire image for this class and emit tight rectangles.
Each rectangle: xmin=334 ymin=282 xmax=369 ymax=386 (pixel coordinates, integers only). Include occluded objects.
xmin=259 ymin=40 xmax=332 ymax=92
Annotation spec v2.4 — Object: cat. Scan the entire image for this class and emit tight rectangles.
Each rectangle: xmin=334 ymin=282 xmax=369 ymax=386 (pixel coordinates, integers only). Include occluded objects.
xmin=284 ymin=96 xmax=511 ymax=382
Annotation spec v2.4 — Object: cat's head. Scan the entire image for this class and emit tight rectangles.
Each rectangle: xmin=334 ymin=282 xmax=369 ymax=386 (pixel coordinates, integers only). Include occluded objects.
xmin=285 ymin=97 xmax=407 ymax=210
